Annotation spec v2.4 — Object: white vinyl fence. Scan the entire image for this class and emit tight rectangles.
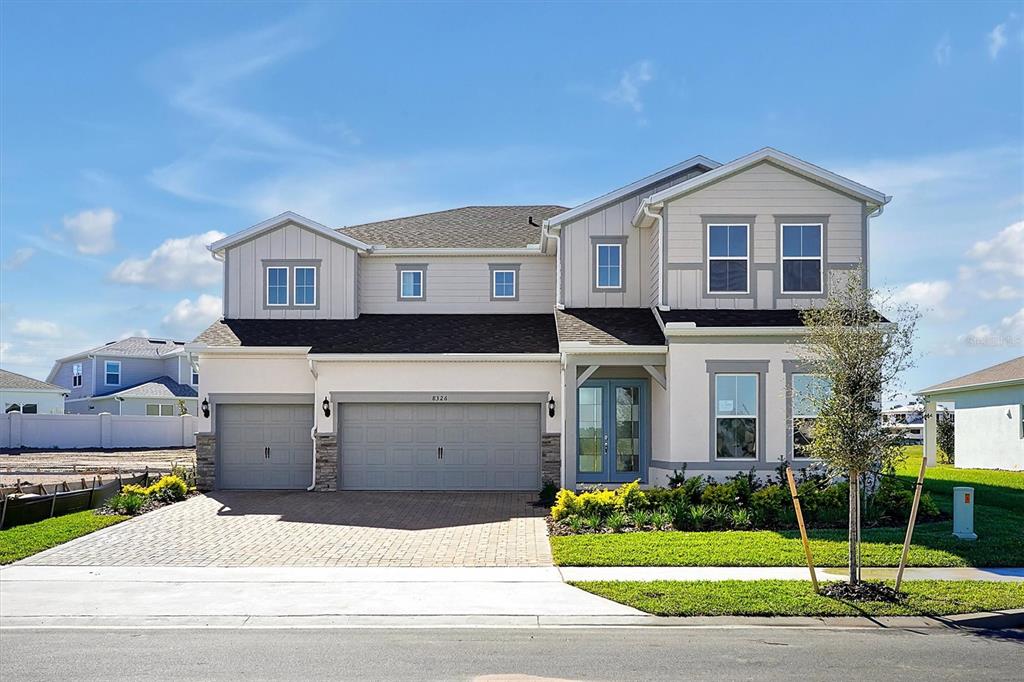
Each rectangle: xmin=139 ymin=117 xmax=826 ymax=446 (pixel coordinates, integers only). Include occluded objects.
xmin=0 ymin=412 xmax=197 ymax=449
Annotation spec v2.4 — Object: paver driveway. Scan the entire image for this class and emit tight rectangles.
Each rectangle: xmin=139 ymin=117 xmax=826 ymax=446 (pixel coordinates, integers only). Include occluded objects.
xmin=21 ymin=492 xmax=552 ymax=567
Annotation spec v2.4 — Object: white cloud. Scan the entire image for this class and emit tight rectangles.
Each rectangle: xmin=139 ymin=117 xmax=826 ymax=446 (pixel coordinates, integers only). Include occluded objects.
xmin=2 ymin=247 xmax=35 ymax=271
xmin=891 ymin=280 xmax=958 ymax=319
xmin=979 ymin=284 xmax=1024 ymax=301
xmin=967 ymin=221 xmax=1024 ymax=278
xmin=109 ymin=230 xmax=226 ymax=289
xmin=13 ymin=318 xmax=61 ymax=339
xmin=960 ymin=307 xmax=1024 ymax=348
xmin=934 ymin=34 xmax=951 ymax=65
xmin=602 ymin=60 xmax=655 ymax=114
xmin=988 ymin=21 xmax=1008 ymax=59
xmin=161 ymin=295 xmax=222 ymax=337
xmin=62 ymin=208 xmax=118 ymax=255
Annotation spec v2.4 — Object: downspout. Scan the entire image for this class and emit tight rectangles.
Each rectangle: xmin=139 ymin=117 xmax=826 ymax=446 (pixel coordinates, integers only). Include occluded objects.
xmin=642 ymin=203 xmax=666 ymax=310
xmin=306 ymin=358 xmax=319 ymax=491
xmin=541 ymin=221 xmax=564 ymax=309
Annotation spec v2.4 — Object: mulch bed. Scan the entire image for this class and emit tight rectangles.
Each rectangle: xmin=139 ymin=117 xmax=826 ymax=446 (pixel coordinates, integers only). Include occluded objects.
xmin=821 ymin=580 xmax=905 ymax=603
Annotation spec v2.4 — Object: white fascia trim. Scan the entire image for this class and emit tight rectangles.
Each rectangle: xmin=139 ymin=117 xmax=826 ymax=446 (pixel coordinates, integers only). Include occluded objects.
xmin=208 ymin=211 xmax=372 ymax=255
xmin=308 ymin=353 xmax=561 ymax=363
xmin=363 ymin=247 xmax=546 ymax=257
xmin=560 ymin=343 xmax=668 ymax=354
xmin=916 ymin=378 xmax=1024 ymax=398
xmin=664 ymin=324 xmax=809 ymax=337
xmin=544 ymin=155 xmax=720 ymax=228
xmin=188 ymin=346 xmax=313 ymax=356
xmin=633 ymin=148 xmax=892 ymax=228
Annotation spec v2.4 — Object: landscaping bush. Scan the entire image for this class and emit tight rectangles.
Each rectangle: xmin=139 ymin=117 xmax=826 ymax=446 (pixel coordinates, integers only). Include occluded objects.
xmin=147 ymin=475 xmax=188 ymax=502
xmin=701 ymin=482 xmax=740 ymax=509
xmin=106 ymin=491 xmax=147 ymax=516
xmin=749 ymin=485 xmax=791 ymax=528
xmin=869 ymin=476 xmax=941 ymax=525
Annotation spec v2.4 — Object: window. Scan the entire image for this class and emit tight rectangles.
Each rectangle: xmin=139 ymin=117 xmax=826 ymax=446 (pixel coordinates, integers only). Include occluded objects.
xmin=596 ymin=244 xmax=622 ymax=289
xmin=147 ymin=404 xmax=175 ymax=416
xmin=492 ymin=270 xmax=516 ymax=298
xmin=781 ymin=224 xmax=823 ymax=294
xmin=715 ymin=374 xmax=758 ymax=459
xmin=792 ymin=374 xmax=830 ymax=458
xmin=294 ymin=266 xmax=316 ymax=306
xmin=400 ymin=270 xmax=423 ymax=299
xmin=266 ymin=266 xmax=289 ymax=306
xmin=5 ymin=404 xmax=20 ymax=413
xmin=72 ymin=363 xmax=83 ymax=387
xmin=104 ymin=361 xmax=120 ymax=386
xmin=191 ymin=368 xmax=200 ymax=385
xmin=708 ymin=224 xmax=749 ymax=293
xmin=21 ymin=404 xmax=37 ymax=414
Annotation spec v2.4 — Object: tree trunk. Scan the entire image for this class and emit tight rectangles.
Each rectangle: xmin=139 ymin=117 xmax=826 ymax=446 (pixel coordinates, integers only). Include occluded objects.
xmin=848 ymin=470 xmax=861 ymax=585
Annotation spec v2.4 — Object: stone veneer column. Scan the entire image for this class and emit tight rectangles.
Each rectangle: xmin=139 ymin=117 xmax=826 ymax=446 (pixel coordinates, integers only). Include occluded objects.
xmin=195 ymin=433 xmax=216 ymax=491
xmin=541 ymin=433 xmax=562 ymax=486
xmin=314 ymin=432 xmax=338 ymax=491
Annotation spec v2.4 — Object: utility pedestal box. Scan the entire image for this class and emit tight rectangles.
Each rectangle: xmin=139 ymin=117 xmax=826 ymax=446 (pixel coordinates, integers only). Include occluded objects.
xmin=952 ymin=486 xmax=977 ymax=541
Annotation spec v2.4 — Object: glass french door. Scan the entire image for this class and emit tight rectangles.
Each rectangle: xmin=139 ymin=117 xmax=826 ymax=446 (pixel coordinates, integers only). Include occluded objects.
xmin=577 ymin=379 xmax=646 ymax=483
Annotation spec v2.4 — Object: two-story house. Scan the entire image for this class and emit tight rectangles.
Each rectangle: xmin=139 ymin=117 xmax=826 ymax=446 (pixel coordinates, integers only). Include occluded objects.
xmin=48 ymin=337 xmax=199 ymax=416
xmin=189 ymin=148 xmax=890 ymax=492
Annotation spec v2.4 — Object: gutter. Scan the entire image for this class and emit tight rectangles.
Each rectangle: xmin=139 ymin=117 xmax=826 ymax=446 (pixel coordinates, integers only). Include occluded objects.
xmin=641 ymin=203 xmax=666 ymax=309
xmin=306 ymin=359 xmax=318 ymax=492
xmin=663 ymin=324 xmax=810 ymax=338
xmin=916 ymin=377 xmax=1024 ymax=398
xmin=559 ymin=343 xmax=667 ymax=354
xmin=541 ymin=221 xmax=564 ymax=309
xmin=363 ymin=247 xmax=546 ymax=257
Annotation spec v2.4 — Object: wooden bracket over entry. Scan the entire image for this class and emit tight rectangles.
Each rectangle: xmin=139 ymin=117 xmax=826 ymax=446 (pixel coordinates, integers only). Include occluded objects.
xmin=575 ymin=365 xmax=600 ymax=388
xmin=642 ymin=365 xmax=667 ymax=390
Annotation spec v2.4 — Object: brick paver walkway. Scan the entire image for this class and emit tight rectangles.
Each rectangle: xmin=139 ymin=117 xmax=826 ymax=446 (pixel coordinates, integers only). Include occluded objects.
xmin=21 ymin=492 xmax=552 ymax=567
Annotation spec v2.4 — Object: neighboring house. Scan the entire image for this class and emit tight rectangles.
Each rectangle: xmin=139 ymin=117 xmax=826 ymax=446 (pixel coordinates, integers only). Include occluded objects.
xmin=918 ymin=356 xmax=1024 ymax=471
xmin=190 ymin=147 xmax=891 ymax=492
xmin=881 ymin=404 xmax=927 ymax=445
xmin=47 ymin=337 xmax=199 ymax=416
xmin=0 ymin=368 xmax=67 ymax=414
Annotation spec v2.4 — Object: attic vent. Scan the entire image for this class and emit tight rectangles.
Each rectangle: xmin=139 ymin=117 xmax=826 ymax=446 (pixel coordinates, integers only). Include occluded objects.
xmin=148 ymin=339 xmax=167 ymax=345
xmin=105 ymin=341 xmax=116 ymax=346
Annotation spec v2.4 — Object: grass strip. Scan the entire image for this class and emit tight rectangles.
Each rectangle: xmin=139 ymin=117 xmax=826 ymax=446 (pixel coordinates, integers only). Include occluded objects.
xmin=0 ymin=511 xmax=129 ymax=564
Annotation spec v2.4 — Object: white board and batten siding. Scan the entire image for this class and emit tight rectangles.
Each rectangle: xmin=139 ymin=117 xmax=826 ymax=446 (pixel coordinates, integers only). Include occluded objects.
xmin=561 ymin=168 xmax=703 ymax=308
xmin=223 ymin=221 xmax=359 ymax=320
xmin=664 ymin=161 xmax=866 ymax=310
xmin=358 ymin=255 xmax=555 ymax=314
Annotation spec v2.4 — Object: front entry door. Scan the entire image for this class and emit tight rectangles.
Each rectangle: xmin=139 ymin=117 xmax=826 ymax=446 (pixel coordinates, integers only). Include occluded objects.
xmin=577 ymin=380 xmax=646 ymax=484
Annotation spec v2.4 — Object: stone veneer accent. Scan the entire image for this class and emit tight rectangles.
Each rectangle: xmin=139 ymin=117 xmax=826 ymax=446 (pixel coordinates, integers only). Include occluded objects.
xmin=541 ymin=433 xmax=561 ymax=485
xmin=314 ymin=432 xmax=338 ymax=491
xmin=195 ymin=433 xmax=216 ymax=491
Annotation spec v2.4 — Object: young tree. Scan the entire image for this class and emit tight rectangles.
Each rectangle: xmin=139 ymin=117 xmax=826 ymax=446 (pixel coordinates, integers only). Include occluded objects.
xmin=936 ymin=408 xmax=955 ymax=465
xmin=796 ymin=270 xmax=919 ymax=585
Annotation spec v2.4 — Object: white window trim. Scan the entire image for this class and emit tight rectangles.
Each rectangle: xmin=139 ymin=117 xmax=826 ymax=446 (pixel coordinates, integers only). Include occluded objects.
xmin=706 ymin=224 xmax=750 ymax=294
xmin=595 ymin=243 xmax=623 ymax=289
xmin=714 ymin=372 xmax=758 ymax=461
xmin=780 ymin=223 xmax=824 ymax=295
xmin=293 ymin=266 xmax=317 ymax=306
xmin=146 ymin=404 xmax=160 ymax=416
xmin=400 ymin=269 xmax=424 ymax=299
xmin=266 ymin=266 xmax=289 ymax=306
xmin=492 ymin=269 xmax=516 ymax=298
xmin=72 ymin=362 xmax=83 ymax=388
xmin=104 ymin=360 xmax=121 ymax=387
xmin=191 ymin=370 xmax=200 ymax=385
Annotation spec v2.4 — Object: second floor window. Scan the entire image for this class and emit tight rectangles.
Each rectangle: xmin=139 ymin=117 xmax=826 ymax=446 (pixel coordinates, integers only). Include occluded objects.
xmin=708 ymin=224 xmax=748 ymax=293
xmin=400 ymin=270 xmax=423 ymax=299
xmin=104 ymin=360 xmax=121 ymax=386
xmin=72 ymin=363 xmax=83 ymax=387
xmin=267 ymin=267 xmax=289 ymax=306
xmin=781 ymin=224 xmax=823 ymax=294
xmin=294 ymin=266 xmax=316 ymax=306
xmin=596 ymin=243 xmax=622 ymax=289
xmin=492 ymin=270 xmax=516 ymax=298
xmin=191 ymin=368 xmax=200 ymax=385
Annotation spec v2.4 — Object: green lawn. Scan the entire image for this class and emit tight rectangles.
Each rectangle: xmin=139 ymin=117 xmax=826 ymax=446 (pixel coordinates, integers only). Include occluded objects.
xmin=551 ymin=450 xmax=1024 ymax=567
xmin=573 ymin=579 xmax=1024 ymax=617
xmin=0 ymin=511 xmax=129 ymax=564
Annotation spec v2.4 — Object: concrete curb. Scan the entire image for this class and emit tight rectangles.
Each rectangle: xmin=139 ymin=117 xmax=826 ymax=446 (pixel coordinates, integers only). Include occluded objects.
xmin=2 ymin=610 xmax=1022 ymax=630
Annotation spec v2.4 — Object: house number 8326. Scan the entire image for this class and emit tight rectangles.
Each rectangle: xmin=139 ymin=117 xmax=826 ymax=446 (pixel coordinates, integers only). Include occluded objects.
xmin=431 ymin=395 xmax=448 ymax=402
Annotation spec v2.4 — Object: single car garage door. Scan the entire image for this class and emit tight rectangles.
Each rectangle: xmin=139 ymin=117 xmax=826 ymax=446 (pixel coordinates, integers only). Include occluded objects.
xmin=340 ymin=402 xmax=541 ymax=490
xmin=218 ymin=404 xmax=314 ymax=489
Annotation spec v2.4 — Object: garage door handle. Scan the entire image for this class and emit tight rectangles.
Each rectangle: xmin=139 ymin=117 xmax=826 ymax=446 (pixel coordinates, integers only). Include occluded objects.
xmin=265 ymin=446 xmax=270 ymax=459
xmin=437 ymin=446 xmax=442 ymax=460
xmin=440 ymin=446 xmax=444 ymax=460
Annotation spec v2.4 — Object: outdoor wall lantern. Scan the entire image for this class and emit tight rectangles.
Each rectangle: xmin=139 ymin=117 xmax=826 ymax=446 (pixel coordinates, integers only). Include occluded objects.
xmin=548 ymin=396 xmax=556 ymax=418
xmin=201 ymin=398 xmax=210 ymax=418
xmin=322 ymin=397 xmax=331 ymax=418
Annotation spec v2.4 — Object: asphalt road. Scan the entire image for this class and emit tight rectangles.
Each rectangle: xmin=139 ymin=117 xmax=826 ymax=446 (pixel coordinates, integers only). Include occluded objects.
xmin=2 ymin=627 xmax=1022 ymax=681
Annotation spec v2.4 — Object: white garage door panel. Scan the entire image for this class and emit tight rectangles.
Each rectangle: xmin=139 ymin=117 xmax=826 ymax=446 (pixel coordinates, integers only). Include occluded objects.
xmin=218 ymin=404 xmax=314 ymax=490
xmin=340 ymin=402 xmax=540 ymax=491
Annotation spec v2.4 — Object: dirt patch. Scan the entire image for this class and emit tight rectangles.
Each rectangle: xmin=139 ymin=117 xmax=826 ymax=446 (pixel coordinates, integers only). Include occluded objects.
xmin=0 ymin=448 xmax=195 ymax=486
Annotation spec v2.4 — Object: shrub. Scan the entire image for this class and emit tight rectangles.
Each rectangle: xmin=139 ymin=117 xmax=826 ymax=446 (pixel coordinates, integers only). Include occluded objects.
xmin=579 ymin=489 xmax=618 ymax=518
xmin=121 ymin=483 xmax=148 ymax=496
xmin=668 ymin=499 xmax=690 ymax=530
xmin=730 ymin=508 xmax=752 ymax=529
xmin=937 ymin=412 xmax=955 ymax=465
xmin=170 ymin=463 xmax=196 ymax=488
xmin=643 ymin=487 xmax=683 ymax=511
xmin=629 ymin=509 xmax=652 ymax=529
xmin=583 ymin=514 xmax=603 ymax=531
xmin=724 ymin=468 xmax=760 ymax=505
xmin=106 ymin=491 xmax=146 ymax=515
xmin=667 ymin=465 xmax=688 ymax=489
xmin=606 ymin=511 xmax=627 ymax=532
xmin=147 ymin=475 xmax=188 ymax=503
xmin=687 ymin=504 xmax=710 ymax=531
xmin=539 ymin=480 xmax=559 ymax=507
xmin=701 ymin=482 xmax=740 ymax=509
xmin=650 ymin=510 xmax=672 ymax=530
xmin=750 ymin=485 xmax=791 ymax=528
xmin=614 ymin=480 xmax=646 ymax=512
xmin=566 ymin=515 xmax=585 ymax=534
xmin=708 ymin=504 xmax=733 ymax=530
xmin=551 ymin=489 xmax=581 ymax=521
xmin=677 ymin=476 xmax=705 ymax=505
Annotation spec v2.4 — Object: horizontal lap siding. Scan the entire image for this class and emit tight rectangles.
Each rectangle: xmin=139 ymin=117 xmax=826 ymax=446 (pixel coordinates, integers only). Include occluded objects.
xmin=358 ymin=256 xmax=554 ymax=314
xmin=664 ymin=162 xmax=866 ymax=310
xmin=224 ymin=223 xmax=357 ymax=320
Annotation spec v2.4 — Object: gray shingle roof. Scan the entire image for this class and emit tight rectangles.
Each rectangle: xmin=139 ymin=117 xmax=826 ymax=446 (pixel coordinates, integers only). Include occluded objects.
xmin=336 ymin=205 xmax=569 ymax=249
xmin=97 ymin=376 xmax=198 ymax=400
xmin=919 ymin=355 xmax=1024 ymax=395
xmin=74 ymin=337 xmax=187 ymax=359
xmin=0 ymin=369 xmax=67 ymax=392
xmin=555 ymin=309 xmax=666 ymax=346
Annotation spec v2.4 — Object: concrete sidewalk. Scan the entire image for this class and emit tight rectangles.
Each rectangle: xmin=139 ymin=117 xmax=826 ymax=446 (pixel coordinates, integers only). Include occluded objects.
xmin=558 ymin=566 xmax=1024 ymax=582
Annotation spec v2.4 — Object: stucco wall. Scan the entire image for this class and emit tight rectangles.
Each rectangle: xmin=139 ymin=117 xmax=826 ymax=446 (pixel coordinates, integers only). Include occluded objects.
xmin=947 ymin=386 xmax=1024 ymax=471
xmin=0 ymin=389 xmax=65 ymax=415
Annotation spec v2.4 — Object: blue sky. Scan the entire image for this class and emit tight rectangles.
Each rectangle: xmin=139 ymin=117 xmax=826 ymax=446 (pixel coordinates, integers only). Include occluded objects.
xmin=1 ymin=1 xmax=1022 ymax=398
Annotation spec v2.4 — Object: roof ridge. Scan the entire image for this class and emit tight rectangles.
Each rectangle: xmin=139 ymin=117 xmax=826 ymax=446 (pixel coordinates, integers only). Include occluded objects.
xmin=336 ymin=204 xmax=571 ymax=232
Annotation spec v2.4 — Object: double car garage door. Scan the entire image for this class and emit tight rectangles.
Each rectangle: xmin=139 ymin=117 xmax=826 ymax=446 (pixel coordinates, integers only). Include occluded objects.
xmin=218 ymin=402 xmax=541 ymax=491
